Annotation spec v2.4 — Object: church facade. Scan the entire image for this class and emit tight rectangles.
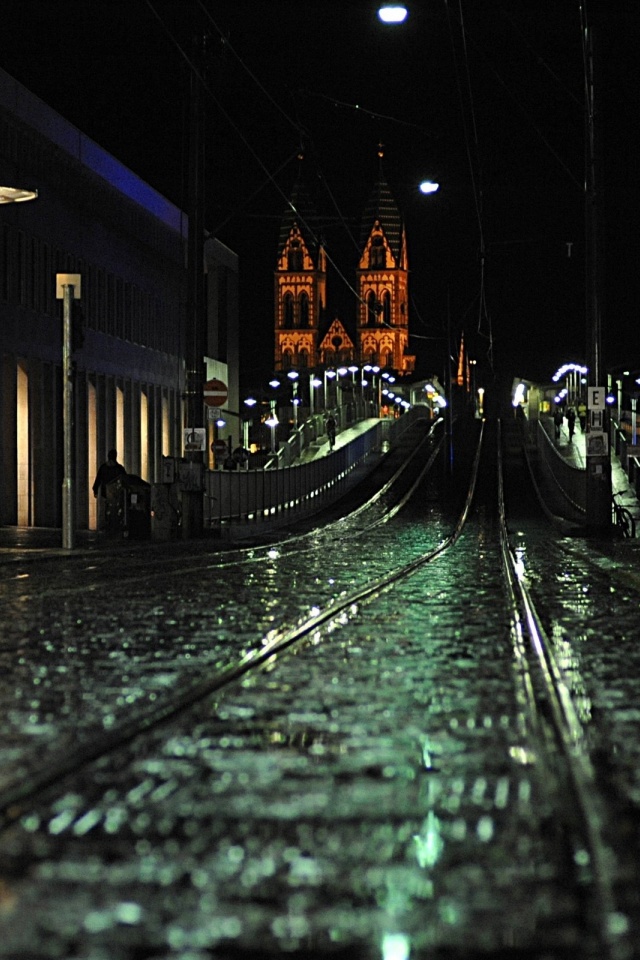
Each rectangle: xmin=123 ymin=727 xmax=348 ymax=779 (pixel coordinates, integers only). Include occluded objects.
xmin=274 ymin=156 xmax=415 ymax=376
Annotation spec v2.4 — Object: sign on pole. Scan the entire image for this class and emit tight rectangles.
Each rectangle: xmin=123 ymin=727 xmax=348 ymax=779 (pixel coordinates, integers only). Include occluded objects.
xmin=203 ymin=378 xmax=228 ymax=407
xmin=183 ymin=428 xmax=206 ymax=453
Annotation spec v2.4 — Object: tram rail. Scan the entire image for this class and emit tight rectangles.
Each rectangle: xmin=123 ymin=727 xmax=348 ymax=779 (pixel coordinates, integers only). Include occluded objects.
xmin=0 ymin=417 xmax=631 ymax=957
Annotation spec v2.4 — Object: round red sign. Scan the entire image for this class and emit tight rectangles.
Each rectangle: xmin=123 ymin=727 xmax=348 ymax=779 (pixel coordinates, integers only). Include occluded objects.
xmin=203 ymin=378 xmax=228 ymax=407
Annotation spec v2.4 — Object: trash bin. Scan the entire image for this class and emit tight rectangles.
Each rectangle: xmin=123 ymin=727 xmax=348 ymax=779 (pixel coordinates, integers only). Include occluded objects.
xmin=123 ymin=475 xmax=151 ymax=539
xmin=103 ymin=478 xmax=126 ymax=535
xmin=151 ymin=482 xmax=181 ymax=540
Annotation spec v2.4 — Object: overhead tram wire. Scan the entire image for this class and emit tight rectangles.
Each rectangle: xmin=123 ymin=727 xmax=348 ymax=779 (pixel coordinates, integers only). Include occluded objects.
xmin=144 ymin=0 xmax=419 ymax=330
xmin=443 ymin=0 xmax=491 ymax=369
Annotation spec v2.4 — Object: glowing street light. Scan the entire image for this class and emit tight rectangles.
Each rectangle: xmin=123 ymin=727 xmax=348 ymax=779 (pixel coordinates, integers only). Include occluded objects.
xmin=378 ymin=4 xmax=408 ymax=24
xmin=309 ymin=376 xmax=322 ymax=416
xmin=287 ymin=370 xmax=300 ymax=428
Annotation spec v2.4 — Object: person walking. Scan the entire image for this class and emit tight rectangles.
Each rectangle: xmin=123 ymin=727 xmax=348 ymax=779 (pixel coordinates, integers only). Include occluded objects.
xmin=567 ymin=407 xmax=576 ymax=441
xmin=553 ymin=408 xmax=563 ymax=440
xmin=93 ymin=449 xmax=127 ymax=531
xmin=325 ymin=413 xmax=337 ymax=449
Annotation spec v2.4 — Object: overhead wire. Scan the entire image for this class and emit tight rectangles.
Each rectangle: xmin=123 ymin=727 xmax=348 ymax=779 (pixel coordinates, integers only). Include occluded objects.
xmin=148 ymin=0 xmax=377 ymax=322
xmin=444 ymin=0 xmax=493 ymax=370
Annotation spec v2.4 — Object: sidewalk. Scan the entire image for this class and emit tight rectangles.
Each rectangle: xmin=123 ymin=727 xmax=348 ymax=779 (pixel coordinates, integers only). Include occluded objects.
xmin=0 ymin=526 xmax=101 ymax=561
xmin=296 ymin=417 xmax=380 ymax=463
xmin=0 ymin=421 xmax=386 ymax=560
xmin=548 ymin=417 xmax=640 ymax=529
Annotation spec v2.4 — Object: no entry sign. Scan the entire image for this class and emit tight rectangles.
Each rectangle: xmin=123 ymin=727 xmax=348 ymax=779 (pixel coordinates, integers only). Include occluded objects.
xmin=204 ymin=378 xmax=228 ymax=407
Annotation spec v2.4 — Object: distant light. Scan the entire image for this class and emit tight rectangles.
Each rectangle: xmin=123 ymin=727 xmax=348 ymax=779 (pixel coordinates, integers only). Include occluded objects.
xmin=215 ymin=418 xmax=226 ymax=427
xmin=269 ymin=379 xmax=280 ymax=388
xmin=381 ymin=932 xmax=411 ymax=960
xmin=244 ymin=397 xmax=257 ymax=407
xmin=287 ymin=370 xmax=299 ymax=380
xmin=419 ymin=180 xmax=440 ymax=194
xmin=606 ymin=394 xmax=616 ymax=404
xmin=378 ymin=4 xmax=408 ymax=24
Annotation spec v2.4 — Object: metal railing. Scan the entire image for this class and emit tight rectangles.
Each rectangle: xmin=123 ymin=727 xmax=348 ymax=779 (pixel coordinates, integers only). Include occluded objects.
xmin=530 ymin=419 xmax=586 ymax=521
xmin=204 ymin=407 xmax=427 ymax=531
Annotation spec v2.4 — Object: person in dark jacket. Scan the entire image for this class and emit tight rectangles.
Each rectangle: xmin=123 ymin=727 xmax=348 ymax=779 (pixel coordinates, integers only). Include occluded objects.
xmin=553 ymin=408 xmax=563 ymax=440
xmin=326 ymin=414 xmax=337 ymax=449
xmin=93 ymin=449 xmax=126 ymax=498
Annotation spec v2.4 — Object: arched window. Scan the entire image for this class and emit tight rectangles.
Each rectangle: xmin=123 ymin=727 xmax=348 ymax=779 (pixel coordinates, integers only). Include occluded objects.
xmin=299 ymin=292 xmax=310 ymax=328
xmin=299 ymin=349 xmax=309 ymax=368
xmin=385 ymin=350 xmax=394 ymax=368
xmin=382 ymin=290 xmax=391 ymax=326
xmin=283 ymin=293 xmax=294 ymax=327
xmin=288 ymin=240 xmax=303 ymax=272
xmin=367 ymin=291 xmax=377 ymax=327
xmin=282 ymin=349 xmax=293 ymax=369
xmin=370 ymin=235 xmax=385 ymax=268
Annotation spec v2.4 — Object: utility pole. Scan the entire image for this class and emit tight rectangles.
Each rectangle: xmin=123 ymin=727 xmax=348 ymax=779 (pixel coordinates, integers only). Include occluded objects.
xmin=182 ymin=36 xmax=208 ymax=538
xmin=56 ymin=273 xmax=81 ymax=549
xmin=582 ymin=8 xmax=612 ymax=534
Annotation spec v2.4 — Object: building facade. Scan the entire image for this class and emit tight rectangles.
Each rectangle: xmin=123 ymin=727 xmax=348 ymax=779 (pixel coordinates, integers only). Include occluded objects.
xmin=274 ymin=155 xmax=415 ymax=375
xmin=0 ymin=68 xmax=236 ymax=530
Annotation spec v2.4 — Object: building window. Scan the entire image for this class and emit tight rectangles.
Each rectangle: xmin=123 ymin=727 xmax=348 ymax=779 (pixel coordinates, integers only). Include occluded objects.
xmin=283 ymin=293 xmax=294 ymax=327
xmin=287 ymin=240 xmax=303 ymax=272
xmin=382 ymin=290 xmax=391 ymax=326
xmin=299 ymin=292 xmax=309 ymax=328
xmin=367 ymin=291 xmax=377 ymax=326
xmin=370 ymin=235 xmax=385 ymax=268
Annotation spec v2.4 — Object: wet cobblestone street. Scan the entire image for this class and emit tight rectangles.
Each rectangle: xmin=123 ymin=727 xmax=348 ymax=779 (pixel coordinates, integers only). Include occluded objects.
xmin=1 ymin=452 xmax=640 ymax=959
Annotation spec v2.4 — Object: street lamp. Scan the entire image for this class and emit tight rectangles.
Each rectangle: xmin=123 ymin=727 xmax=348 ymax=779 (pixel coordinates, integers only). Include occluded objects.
xmin=287 ymin=370 xmax=299 ymax=428
xmin=265 ymin=409 xmax=278 ymax=456
xmin=309 ymin=376 xmax=322 ymax=416
xmin=324 ymin=368 xmax=336 ymax=410
xmin=336 ymin=367 xmax=348 ymax=410
xmin=0 ymin=165 xmax=38 ymax=204
xmin=243 ymin=397 xmax=257 ymax=449
xmin=378 ymin=4 xmax=408 ymax=24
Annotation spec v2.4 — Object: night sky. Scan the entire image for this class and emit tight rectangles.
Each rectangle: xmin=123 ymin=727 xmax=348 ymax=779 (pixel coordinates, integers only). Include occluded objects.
xmin=1 ymin=0 xmax=638 ymax=390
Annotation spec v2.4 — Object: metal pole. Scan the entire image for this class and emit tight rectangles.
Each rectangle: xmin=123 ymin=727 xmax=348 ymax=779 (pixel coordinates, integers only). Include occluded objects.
xmin=62 ymin=284 xmax=75 ymax=549
xmin=583 ymin=9 xmax=612 ymax=533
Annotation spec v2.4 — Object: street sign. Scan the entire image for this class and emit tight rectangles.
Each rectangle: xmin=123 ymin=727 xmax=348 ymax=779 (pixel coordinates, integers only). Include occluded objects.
xmin=207 ymin=406 xmax=221 ymax=422
xmin=588 ymin=386 xmax=605 ymax=410
xmin=204 ymin=378 xmax=228 ymax=407
xmin=183 ymin=428 xmax=206 ymax=452
xmin=213 ymin=439 xmax=227 ymax=457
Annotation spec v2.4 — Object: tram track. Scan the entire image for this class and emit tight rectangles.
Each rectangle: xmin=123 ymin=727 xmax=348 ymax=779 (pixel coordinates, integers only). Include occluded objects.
xmin=0 ymin=417 xmax=632 ymax=957
xmin=0 ymin=421 xmax=453 ymax=827
xmin=0 ymin=420 xmax=441 ymax=602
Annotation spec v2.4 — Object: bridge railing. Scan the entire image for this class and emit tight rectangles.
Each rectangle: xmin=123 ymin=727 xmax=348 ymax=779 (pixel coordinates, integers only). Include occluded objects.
xmin=204 ymin=407 xmax=428 ymax=532
xmin=530 ymin=419 xmax=586 ymax=520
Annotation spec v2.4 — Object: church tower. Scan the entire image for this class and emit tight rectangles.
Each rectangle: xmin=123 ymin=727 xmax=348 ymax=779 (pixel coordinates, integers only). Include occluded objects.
xmin=274 ymin=163 xmax=326 ymax=371
xmin=356 ymin=150 xmax=415 ymax=373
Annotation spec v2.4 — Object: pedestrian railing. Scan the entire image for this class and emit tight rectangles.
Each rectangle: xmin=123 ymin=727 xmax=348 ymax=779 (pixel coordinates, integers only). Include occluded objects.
xmin=204 ymin=407 xmax=427 ymax=531
xmin=530 ymin=419 xmax=586 ymax=521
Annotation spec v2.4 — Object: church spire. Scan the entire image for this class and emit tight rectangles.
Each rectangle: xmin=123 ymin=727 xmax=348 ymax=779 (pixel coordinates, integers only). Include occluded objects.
xmin=356 ymin=147 xmax=414 ymax=374
xmin=274 ymin=156 xmax=326 ymax=372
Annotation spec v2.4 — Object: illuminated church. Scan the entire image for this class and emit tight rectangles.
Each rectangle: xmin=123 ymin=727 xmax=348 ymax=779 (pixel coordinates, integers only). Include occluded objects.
xmin=274 ymin=153 xmax=415 ymax=376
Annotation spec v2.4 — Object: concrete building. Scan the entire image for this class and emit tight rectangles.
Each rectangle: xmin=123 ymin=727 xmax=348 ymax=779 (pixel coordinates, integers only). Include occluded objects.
xmin=0 ymin=67 xmax=238 ymax=530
